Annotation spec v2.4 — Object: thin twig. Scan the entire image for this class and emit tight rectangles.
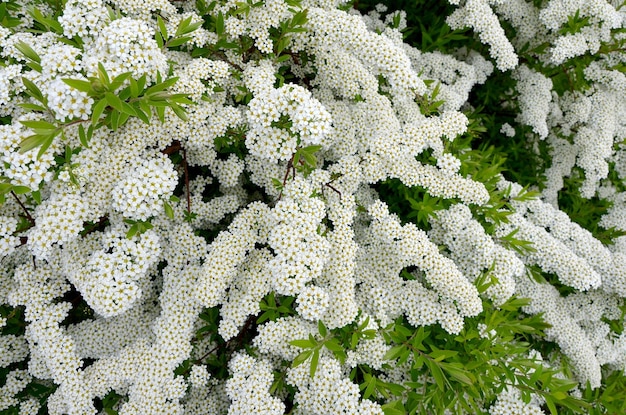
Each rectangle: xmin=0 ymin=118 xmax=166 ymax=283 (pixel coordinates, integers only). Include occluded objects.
xmin=11 ymin=191 xmax=35 ymax=227
xmin=182 ymin=147 xmax=191 ymax=214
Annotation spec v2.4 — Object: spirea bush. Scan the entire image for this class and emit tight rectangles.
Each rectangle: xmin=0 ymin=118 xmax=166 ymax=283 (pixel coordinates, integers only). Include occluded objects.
xmin=1 ymin=0 xmax=626 ymax=413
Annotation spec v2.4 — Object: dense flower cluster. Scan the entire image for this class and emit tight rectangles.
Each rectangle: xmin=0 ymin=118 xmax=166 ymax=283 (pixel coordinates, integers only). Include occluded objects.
xmin=0 ymin=0 xmax=625 ymax=414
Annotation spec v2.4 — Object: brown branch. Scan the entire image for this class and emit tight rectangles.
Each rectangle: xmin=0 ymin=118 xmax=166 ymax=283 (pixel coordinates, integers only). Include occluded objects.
xmin=11 ymin=191 xmax=35 ymax=227
xmin=182 ymin=147 xmax=191 ymax=214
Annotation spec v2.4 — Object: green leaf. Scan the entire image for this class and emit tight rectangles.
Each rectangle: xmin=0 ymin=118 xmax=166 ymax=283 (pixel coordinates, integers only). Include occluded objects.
xmin=289 ymin=339 xmax=315 ymax=348
xmin=97 ymin=62 xmax=111 ymax=86
xmin=310 ymin=349 xmax=319 ymax=378
xmin=363 ymin=373 xmax=377 ymax=399
xmin=19 ymin=133 xmax=51 ymax=154
xmin=167 ymin=36 xmax=193 ymax=48
xmin=215 ymin=12 xmax=224 ymax=36
xmin=318 ymin=320 xmax=327 ymax=337
xmin=155 ymin=31 xmax=164 ymax=49
xmin=126 ymin=223 xmax=139 ymax=239
xmin=145 ymin=77 xmax=179 ymax=95
xmin=105 ymin=92 xmax=125 ymax=112
xmin=291 ymin=350 xmax=312 ymax=368
xmin=108 ymin=72 xmax=132 ymax=92
xmin=133 ymin=106 xmax=150 ymax=124
xmin=384 ymin=345 xmax=406 ymax=361
xmin=381 ymin=400 xmax=406 ymax=415
xmin=324 ymin=338 xmax=343 ymax=353
xmin=129 ymin=77 xmax=140 ymax=98
xmin=91 ymin=98 xmax=107 ymax=127
xmin=169 ymin=103 xmax=188 ymax=121
xmin=19 ymin=103 xmax=47 ymax=112
xmin=15 ymin=41 xmax=40 ymax=63
xmin=164 ymin=200 xmax=174 ymax=219
xmin=19 ymin=120 xmax=57 ymax=133
xmin=425 ymin=358 xmax=446 ymax=391
xmin=78 ymin=124 xmax=89 ymax=148
xmin=157 ymin=14 xmax=168 ymax=39
xmin=32 ymin=190 xmax=41 ymax=204
xmin=22 ymin=77 xmax=46 ymax=104
xmin=62 ymin=78 xmax=92 ymax=93
xmin=11 ymin=185 xmax=31 ymax=195
xmin=544 ymin=396 xmax=558 ymax=415
xmin=429 ymin=350 xmax=458 ymax=362
xmin=155 ymin=106 xmax=166 ymax=123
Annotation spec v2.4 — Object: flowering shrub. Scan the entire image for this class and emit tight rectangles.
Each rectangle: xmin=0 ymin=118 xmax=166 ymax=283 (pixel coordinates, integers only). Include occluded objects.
xmin=1 ymin=0 xmax=626 ymax=413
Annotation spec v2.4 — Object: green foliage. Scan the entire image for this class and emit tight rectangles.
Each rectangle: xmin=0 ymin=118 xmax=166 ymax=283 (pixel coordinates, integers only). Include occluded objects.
xmin=558 ymin=171 xmax=626 ymax=245
xmin=289 ymin=320 xmax=348 ymax=377
xmin=257 ymin=292 xmax=296 ymax=323
xmin=123 ymin=218 xmax=154 ymax=239
xmin=376 ymin=297 xmax=588 ymax=415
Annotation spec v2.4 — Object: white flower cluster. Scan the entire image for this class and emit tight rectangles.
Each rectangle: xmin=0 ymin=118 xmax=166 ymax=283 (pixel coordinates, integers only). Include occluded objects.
xmin=540 ymin=0 xmax=622 ymax=64
xmin=287 ymin=354 xmax=384 ymax=415
xmin=512 ymin=65 xmax=553 ymax=139
xmin=268 ymin=177 xmax=331 ymax=298
xmin=246 ymin=83 xmax=333 ymax=162
xmin=111 ymin=154 xmax=178 ymax=221
xmin=516 ymin=276 xmax=603 ymax=387
xmin=0 ymin=122 xmax=56 ymax=191
xmin=447 ymin=0 xmax=518 ymax=71
xmin=362 ymin=200 xmax=483 ymax=334
xmin=225 ymin=353 xmax=285 ymax=415
xmin=430 ymin=203 xmax=521 ymax=304
xmin=46 ymin=78 xmax=94 ymax=121
xmin=58 ymin=0 xmax=109 ymax=40
xmin=84 ymin=17 xmax=168 ymax=82
xmin=489 ymin=387 xmax=544 ymax=415
xmin=0 ymin=216 xmax=19 ymax=258
xmin=2 ymin=0 xmax=626 ymax=413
